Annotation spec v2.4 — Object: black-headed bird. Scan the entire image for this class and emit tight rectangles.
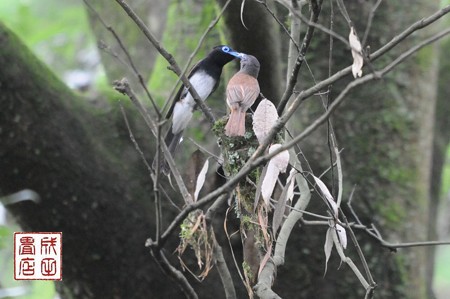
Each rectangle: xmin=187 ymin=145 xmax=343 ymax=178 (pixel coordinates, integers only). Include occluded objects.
xmin=225 ymin=54 xmax=260 ymax=137
xmin=157 ymin=45 xmax=242 ymax=174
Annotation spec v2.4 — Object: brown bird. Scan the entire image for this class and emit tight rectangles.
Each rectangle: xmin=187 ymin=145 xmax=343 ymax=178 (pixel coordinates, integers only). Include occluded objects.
xmin=225 ymin=54 xmax=260 ymax=137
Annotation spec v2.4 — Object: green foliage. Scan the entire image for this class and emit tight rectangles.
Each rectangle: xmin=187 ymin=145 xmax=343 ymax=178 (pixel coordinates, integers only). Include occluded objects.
xmin=441 ymin=145 xmax=450 ymax=195
xmin=0 ymin=0 xmax=95 ymax=74
xmin=0 ymin=225 xmax=10 ymax=249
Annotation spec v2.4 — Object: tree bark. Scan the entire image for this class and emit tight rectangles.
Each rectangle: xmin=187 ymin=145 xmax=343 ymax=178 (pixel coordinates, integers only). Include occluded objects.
xmin=0 ymin=21 xmax=183 ymax=299
xmin=216 ymin=0 xmax=284 ymax=103
xmin=426 ymin=32 xmax=450 ymax=299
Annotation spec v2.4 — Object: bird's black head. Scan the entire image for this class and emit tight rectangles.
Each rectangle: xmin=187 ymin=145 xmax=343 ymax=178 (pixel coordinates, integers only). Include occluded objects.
xmin=207 ymin=45 xmax=242 ymax=66
xmin=240 ymin=54 xmax=260 ymax=78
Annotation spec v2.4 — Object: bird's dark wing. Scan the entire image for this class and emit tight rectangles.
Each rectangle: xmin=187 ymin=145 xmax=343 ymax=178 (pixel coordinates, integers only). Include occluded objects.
xmin=165 ymin=60 xmax=203 ymax=119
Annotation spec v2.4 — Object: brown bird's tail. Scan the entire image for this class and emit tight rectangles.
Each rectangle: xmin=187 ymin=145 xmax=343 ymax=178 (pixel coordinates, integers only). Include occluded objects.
xmin=225 ymin=110 xmax=246 ymax=137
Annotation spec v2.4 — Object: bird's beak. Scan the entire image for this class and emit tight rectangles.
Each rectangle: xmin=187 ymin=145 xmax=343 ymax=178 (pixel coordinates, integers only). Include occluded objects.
xmin=228 ymin=51 xmax=244 ymax=59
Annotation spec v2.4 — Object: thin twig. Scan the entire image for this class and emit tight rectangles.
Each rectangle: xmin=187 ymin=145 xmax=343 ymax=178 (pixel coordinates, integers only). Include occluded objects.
xmin=204 ymin=195 xmax=237 ymax=299
xmin=113 ymin=79 xmax=193 ymax=204
xmin=277 ymin=0 xmax=323 ymax=114
xmin=114 ymin=0 xmax=215 ymax=124
xmin=150 ymin=249 xmax=199 ymax=299
xmin=340 ymin=208 xmax=376 ymax=287
xmin=162 ymin=0 xmax=233 ymax=115
xmin=83 ymin=0 xmax=161 ymax=117
xmin=362 ymin=0 xmax=383 ymax=46
xmin=258 ymin=0 xmax=300 ymax=51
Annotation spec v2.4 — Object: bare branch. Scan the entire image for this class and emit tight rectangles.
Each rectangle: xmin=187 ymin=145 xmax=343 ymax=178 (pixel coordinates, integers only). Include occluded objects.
xmin=150 ymin=249 xmax=199 ymax=299
xmin=114 ymin=0 xmax=215 ymax=124
xmin=113 ymin=79 xmax=193 ymax=204
xmin=83 ymin=0 xmax=161 ymax=117
xmin=362 ymin=0 xmax=383 ymax=46
xmin=277 ymin=0 xmax=323 ymax=114
xmin=162 ymin=0 xmax=233 ymax=114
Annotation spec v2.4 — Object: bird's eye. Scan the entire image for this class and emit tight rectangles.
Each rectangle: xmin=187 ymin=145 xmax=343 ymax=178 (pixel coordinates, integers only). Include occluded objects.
xmin=222 ymin=46 xmax=230 ymax=52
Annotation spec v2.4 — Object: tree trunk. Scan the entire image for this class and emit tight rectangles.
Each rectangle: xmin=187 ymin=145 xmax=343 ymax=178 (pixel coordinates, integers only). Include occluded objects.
xmin=426 ymin=32 xmax=450 ymax=298
xmin=0 ymin=21 xmax=183 ymax=299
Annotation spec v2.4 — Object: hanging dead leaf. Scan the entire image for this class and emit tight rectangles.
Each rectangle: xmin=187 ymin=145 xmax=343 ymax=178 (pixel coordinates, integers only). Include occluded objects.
xmin=312 ymin=175 xmax=338 ymax=216
xmin=349 ymin=26 xmax=363 ymax=78
xmin=254 ymin=164 xmax=268 ymax=211
xmin=257 ymin=243 xmax=273 ymax=279
xmin=261 ymin=161 xmax=279 ymax=206
xmin=335 ymin=223 xmax=347 ymax=249
xmin=324 ymin=227 xmax=334 ymax=276
xmin=185 ymin=150 xmax=207 ymax=203
xmin=269 ymin=144 xmax=289 ymax=173
xmin=286 ymin=168 xmax=297 ymax=203
xmin=261 ymin=145 xmax=290 ymax=206
xmin=194 ymin=159 xmax=209 ymax=201
xmin=252 ymin=99 xmax=278 ymax=144
xmin=272 ymin=169 xmax=297 ymax=236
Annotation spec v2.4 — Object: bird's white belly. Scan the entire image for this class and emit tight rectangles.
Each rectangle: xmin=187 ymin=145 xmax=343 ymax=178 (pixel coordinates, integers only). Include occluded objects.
xmin=184 ymin=72 xmax=215 ymax=105
xmin=171 ymin=72 xmax=215 ymax=134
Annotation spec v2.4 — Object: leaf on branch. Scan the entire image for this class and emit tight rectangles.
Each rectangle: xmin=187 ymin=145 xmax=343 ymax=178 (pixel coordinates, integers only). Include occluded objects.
xmin=349 ymin=26 xmax=363 ymax=78
xmin=312 ymin=175 xmax=338 ymax=216
xmin=272 ymin=169 xmax=297 ymax=236
xmin=257 ymin=205 xmax=270 ymax=247
xmin=240 ymin=0 xmax=249 ymax=30
xmin=335 ymin=223 xmax=347 ymax=249
xmin=286 ymin=168 xmax=297 ymax=203
xmin=185 ymin=150 xmax=208 ymax=202
xmin=254 ymin=164 xmax=268 ymax=211
xmin=252 ymin=98 xmax=278 ymax=144
xmin=324 ymin=227 xmax=334 ymax=276
xmin=194 ymin=159 xmax=209 ymax=202
xmin=269 ymin=144 xmax=289 ymax=173
xmin=261 ymin=161 xmax=278 ymax=206
xmin=261 ymin=145 xmax=290 ymax=205
xmin=257 ymin=243 xmax=273 ymax=279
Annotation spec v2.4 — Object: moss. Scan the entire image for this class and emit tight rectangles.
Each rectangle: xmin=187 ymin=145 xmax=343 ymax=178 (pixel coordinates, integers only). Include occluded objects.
xmin=376 ymin=200 xmax=406 ymax=228
xmin=415 ymin=46 xmax=434 ymax=72
xmin=242 ymin=261 xmax=253 ymax=281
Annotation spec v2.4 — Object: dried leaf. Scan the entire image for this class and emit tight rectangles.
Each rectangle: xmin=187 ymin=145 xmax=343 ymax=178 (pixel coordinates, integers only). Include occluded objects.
xmin=272 ymin=188 xmax=287 ymax=236
xmin=185 ymin=150 xmax=207 ymax=202
xmin=194 ymin=159 xmax=209 ymax=201
xmin=324 ymin=227 xmax=334 ymax=276
xmin=257 ymin=243 xmax=273 ymax=279
xmin=349 ymin=26 xmax=363 ymax=78
xmin=335 ymin=223 xmax=347 ymax=249
xmin=269 ymin=144 xmax=289 ymax=173
xmin=240 ymin=0 xmax=249 ymax=30
xmin=261 ymin=145 xmax=290 ymax=206
xmin=257 ymin=206 xmax=270 ymax=247
xmin=261 ymin=161 xmax=279 ymax=206
xmin=252 ymin=99 xmax=278 ymax=144
xmin=286 ymin=168 xmax=297 ymax=203
xmin=254 ymin=164 xmax=268 ymax=211
xmin=313 ymin=175 xmax=338 ymax=216
xmin=272 ymin=169 xmax=297 ymax=235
